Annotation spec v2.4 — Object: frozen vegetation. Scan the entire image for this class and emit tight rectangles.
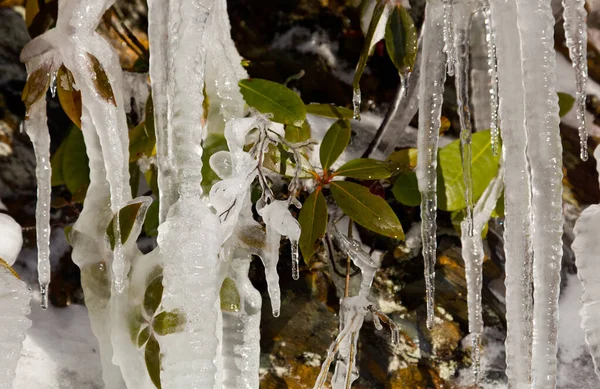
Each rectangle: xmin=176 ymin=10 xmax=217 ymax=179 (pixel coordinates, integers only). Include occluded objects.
xmin=2 ymin=0 xmax=599 ymax=388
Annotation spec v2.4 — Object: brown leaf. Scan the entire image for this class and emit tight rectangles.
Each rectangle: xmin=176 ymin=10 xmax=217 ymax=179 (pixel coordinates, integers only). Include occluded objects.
xmin=86 ymin=53 xmax=116 ymax=106
xmin=22 ymin=61 xmax=52 ymax=117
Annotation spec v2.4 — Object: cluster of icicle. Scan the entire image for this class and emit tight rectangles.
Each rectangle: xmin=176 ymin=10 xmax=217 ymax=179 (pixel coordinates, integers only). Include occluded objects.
xmin=18 ymin=0 xmax=301 ymax=388
xmin=407 ymin=0 xmax=589 ymax=386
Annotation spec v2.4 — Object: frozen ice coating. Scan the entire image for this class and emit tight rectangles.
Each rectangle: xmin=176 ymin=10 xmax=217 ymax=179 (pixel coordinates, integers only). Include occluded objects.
xmin=461 ymin=165 xmax=504 ymax=382
xmin=452 ymin=0 xmax=477 ymax=237
xmin=222 ymin=258 xmax=261 ymax=389
xmin=24 ymin=98 xmax=52 ymax=309
xmin=488 ymin=0 xmax=535 ymax=386
xmin=516 ymin=0 xmax=563 ymax=387
xmin=416 ymin=0 xmax=447 ymax=331
xmin=0 ymin=214 xmax=23 ymax=266
xmin=0 ymin=267 xmax=32 ymax=389
xmin=573 ymin=203 xmax=600 ymax=380
xmin=481 ymin=2 xmax=499 ymax=155
xmin=562 ymin=0 xmax=588 ymax=161
xmin=443 ymin=0 xmax=456 ymax=77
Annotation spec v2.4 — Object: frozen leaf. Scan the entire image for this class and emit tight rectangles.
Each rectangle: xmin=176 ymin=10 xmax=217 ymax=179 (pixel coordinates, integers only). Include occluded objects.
xmin=106 ymin=201 xmax=145 ymax=249
xmin=334 ymin=158 xmax=392 ymax=180
xmin=144 ymin=200 xmax=159 ymax=237
xmin=22 ymin=62 xmax=52 ymax=117
xmin=62 ymin=127 xmax=90 ymax=195
xmin=202 ymin=133 xmax=229 ymax=192
xmin=353 ymin=0 xmax=388 ymax=94
xmin=387 ymin=148 xmax=417 ymax=175
xmin=285 ymin=121 xmax=311 ymax=143
xmin=330 ymin=181 xmax=404 ymax=239
xmin=143 ymin=275 xmax=163 ymax=316
xmin=385 ymin=4 xmax=418 ymax=75
xmin=558 ymin=92 xmax=575 ymax=118
xmin=57 ymin=65 xmax=82 ymax=128
xmin=129 ymin=306 xmax=145 ymax=344
xmin=239 ymin=78 xmax=306 ymax=125
xmin=138 ymin=326 xmax=150 ymax=348
xmin=153 ymin=311 xmax=186 ymax=336
xmin=220 ymin=277 xmax=241 ymax=312
xmin=320 ymin=119 xmax=351 ymax=171
xmin=145 ymin=335 xmax=162 ymax=389
xmin=298 ymin=189 xmax=328 ymax=263
xmin=305 ymin=103 xmax=353 ymax=119
xmin=129 ymin=121 xmax=156 ymax=162
xmin=86 ymin=53 xmax=116 ymax=106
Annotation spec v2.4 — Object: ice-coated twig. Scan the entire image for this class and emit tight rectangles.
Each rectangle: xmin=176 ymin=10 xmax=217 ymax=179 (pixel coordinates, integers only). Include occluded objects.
xmin=416 ymin=0 xmax=447 ymax=330
xmin=562 ymin=0 xmax=588 ymax=161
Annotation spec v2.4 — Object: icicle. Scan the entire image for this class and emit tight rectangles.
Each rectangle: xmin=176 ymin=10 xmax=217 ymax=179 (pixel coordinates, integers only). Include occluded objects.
xmin=24 ymin=98 xmax=52 ymax=310
xmin=516 ymin=0 xmax=563 ymax=386
xmin=352 ymin=88 xmax=361 ymax=120
xmin=481 ymin=3 xmax=499 ymax=155
xmin=49 ymin=70 xmax=57 ymax=98
xmin=461 ymin=164 xmax=504 ymax=382
xmin=453 ymin=1 xmax=477 ymax=237
xmin=562 ymin=0 xmax=589 ymax=161
xmin=291 ymin=240 xmax=300 ymax=280
xmin=148 ymin=0 xmax=178 ymax=222
xmin=443 ymin=0 xmax=456 ymax=76
xmin=416 ymin=0 xmax=447 ymax=330
xmin=489 ymin=0 xmax=534 ymax=385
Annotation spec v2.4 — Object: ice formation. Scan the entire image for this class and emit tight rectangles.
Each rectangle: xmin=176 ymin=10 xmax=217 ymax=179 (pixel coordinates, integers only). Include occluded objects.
xmin=0 ymin=213 xmax=23 ymax=266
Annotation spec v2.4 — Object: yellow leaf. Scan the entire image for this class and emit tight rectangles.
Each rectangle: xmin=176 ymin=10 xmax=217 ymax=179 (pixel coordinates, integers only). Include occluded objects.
xmin=57 ymin=65 xmax=82 ymax=128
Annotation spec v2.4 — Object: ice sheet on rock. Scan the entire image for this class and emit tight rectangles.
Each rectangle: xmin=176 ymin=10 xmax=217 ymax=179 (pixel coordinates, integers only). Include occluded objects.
xmin=0 ymin=214 xmax=23 ymax=266
xmin=562 ymin=0 xmax=588 ymax=161
xmin=416 ymin=0 xmax=447 ymax=330
xmin=24 ymin=98 xmax=52 ymax=309
xmin=452 ymin=0 xmax=477 ymax=237
xmin=0 ymin=267 xmax=32 ymax=389
xmin=461 ymin=165 xmax=504 ymax=381
xmin=572 ymin=204 xmax=600 ymax=380
xmin=516 ymin=0 xmax=563 ymax=386
xmin=222 ymin=257 xmax=261 ymax=389
xmin=489 ymin=0 xmax=535 ymax=385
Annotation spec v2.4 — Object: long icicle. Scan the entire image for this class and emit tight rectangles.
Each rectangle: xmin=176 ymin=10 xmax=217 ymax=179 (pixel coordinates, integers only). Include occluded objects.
xmin=148 ymin=0 xmax=178 ymax=222
xmin=562 ymin=0 xmax=589 ymax=161
xmin=481 ymin=2 xmax=499 ymax=155
xmin=416 ymin=0 xmax=447 ymax=330
xmin=461 ymin=164 xmax=504 ymax=382
xmin=516 ymin=0 xmax=564 ymax=387
xmin=452 ymin=1 xmax=477 ymax=237
xmin=24 ymin=97 xmax=52 ymax=309
xmin=488 ymin=0 xmax=534 ymax=386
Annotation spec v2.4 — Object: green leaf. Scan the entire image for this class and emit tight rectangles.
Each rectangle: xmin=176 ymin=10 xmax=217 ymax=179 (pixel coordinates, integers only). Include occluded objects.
xmin=106 ymin=201 xmax=145 ymax=249
xmin=305 ymin=104 xmax=354 ymax=120
xmin=353 ymin=0 xmax=387 ymax=93
xmin=86 ymin=53 xmax=116 ymax=106
xmin=129 ymin=162 xmax=140 ymax=198
xmin=153 ymin=311 xmax=186 ymax=336
xmin=385 ymin=4 xmax=417 ymax=75
xmin=22 ymin=61 xmax=52 ymax=117
xmin=144 ymin=200 xmax=159 ymax=237
xmin=129 ymin=95 xmax=156 ymax=162
xmin=330 ymin=181 xmax=404 ymax=239
xmin=220 ymin=278 xmax=241 ymax=312
xmin=285 ymin=121 xmax=311 ymax=143
xmin=62 ymin=127 xmax=90 ymax=196
xmin=239 ymin=78 xmax=306 ymax=125
xmin=298 ymin=189 xmax=328 ymax=263
xmin=391 ymin=172 xmax=421 ymax=206
xmin=128 ymin=306 xmax=145 ymax=344
xmin=145 ymin=165 xmax=159 ymax=195
xmin=145 ymin=335 xmax=162 ymax=389
xmin=558 ymin=92 xmax=575 ymax=118
xmin=334 ymin=158 xmax=392 ymax=180
xmin=391 ymin=130 xmax=501 ymax=211
xmin=143 ymin=275 xmax=163 ymax=316
xmin=50 ymin=135 xmax=67 ymax=186
xmin=56 ymin=65 xmax=82 ymax=128
xmin=137 ymin=326 xmax=150 ymax=348
xmin=201 ymin=133 xmax=229 ymax=192
xmin=387 ymin=148 xmax=417 ymax=176
xmin=320 ymin=119 xmax=351 ymax=171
